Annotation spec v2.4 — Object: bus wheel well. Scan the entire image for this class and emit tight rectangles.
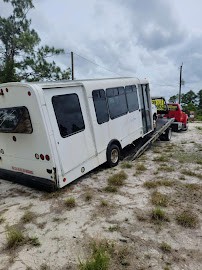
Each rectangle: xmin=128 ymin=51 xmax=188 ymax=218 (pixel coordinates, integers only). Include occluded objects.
xmin=107 ymin=140 xmax=122 ymax=153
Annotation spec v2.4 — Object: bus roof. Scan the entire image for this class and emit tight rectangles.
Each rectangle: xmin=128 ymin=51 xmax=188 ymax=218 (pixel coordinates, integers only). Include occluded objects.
xmin=0 ymin=78 xmax=150 ymax=95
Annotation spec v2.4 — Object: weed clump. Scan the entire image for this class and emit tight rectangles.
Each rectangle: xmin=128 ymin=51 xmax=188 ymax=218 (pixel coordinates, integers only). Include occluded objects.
xmin=104 ymin=186 xmax=118 ymax=193
xmin=143 ymin=179 xmax=173 ymax=189
xmin=160 ymin=242 xmax=171 ymax=253
xmin=0 ymin=216 xmax=5 ymax=224
xmin=151 ymin=208 xmax=169 ymax=223
xmin=28 ymin=236 xmax=41 ymax=246
xmin=6 ymin=226 xmax=25 ymax=249
xmin=136 ymin=163 xmax=147 ymax=172
xmin=100 ymin=200 xmax=108 ymax=207
xmin=176 ymin=210 xmax=199 ymax=228
xmin=21 ymin=211 xmax=35 ymax=223
xmin=108 ymin=171 xmax=127 ymax=186
xmin=108 ymin=225 xmax=119 ymax=232
xmin=64 ymin=197 xmax=76 ymax=208
xmin=79 ymin=240 xmax=110 ymax=270
xmin=153 ymin=155 xmax=169 ymax=162
xmin=151 ymin=191 xmax=169 ymax=207
xmin=85 ymin=192 xmax=93 ymax=201
xmin=121 ymin=162 xmax=133 ymax=169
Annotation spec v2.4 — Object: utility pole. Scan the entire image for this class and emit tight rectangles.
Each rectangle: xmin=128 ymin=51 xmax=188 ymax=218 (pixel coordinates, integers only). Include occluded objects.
xmin=71 ymin=51 xmax=74 ymax=80
xmin=178 ymin=63 xmax=183 ymax=104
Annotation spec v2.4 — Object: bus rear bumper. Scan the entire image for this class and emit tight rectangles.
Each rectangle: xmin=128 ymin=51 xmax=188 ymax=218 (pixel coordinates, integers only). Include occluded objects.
xmin=0 ymin=168 xmax=57 ymax=192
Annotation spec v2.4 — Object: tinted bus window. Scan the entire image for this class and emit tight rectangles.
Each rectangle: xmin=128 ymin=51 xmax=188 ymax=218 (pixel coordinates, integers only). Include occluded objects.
xmin=106 ymin=87 xmax=128 ymax=119
xmin=0 ymin=106 xmax=32 ymax=134
xmin=92 ymin=89 xmax=109 ymax=124
xmin=125 ymin=85 xmax=139 ymax=112
xmin=52 ymin=94 xmax=85 ymax=137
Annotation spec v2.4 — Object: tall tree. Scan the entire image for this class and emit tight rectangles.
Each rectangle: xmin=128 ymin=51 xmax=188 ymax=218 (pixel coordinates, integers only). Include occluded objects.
xmin=0 ymin=0 xmax=70 ymax=82
xmin=168 ymin=94 xmax=178 ymax=103
xmin=198 ymin=89 xmax=202 ymax=110
xmin=181 ymin=90 xmax=197 ymax=105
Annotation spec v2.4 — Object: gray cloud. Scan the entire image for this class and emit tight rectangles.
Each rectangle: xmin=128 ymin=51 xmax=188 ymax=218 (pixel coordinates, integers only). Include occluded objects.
xmin=1 ymin=0 xmax=202 ymax=97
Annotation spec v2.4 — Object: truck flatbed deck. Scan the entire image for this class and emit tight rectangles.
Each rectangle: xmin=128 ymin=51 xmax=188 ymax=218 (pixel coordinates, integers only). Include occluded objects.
xmin=125 ymin=118 xmax=175 ymax=161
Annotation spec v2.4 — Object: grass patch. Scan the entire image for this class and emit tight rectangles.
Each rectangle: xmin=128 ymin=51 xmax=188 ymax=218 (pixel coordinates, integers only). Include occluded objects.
xmin=108 ymin=171 xmax=127 ymax=186
xmin=21 ymin=211 xmax=35 ymax=223
xmin=179 ymin=175 xmax=186 ymax=180
xmin=6 ymin=226 xmax=25 ymax=249
xmin=136 ymin=163 xmax=147 ymax=172
xmin=64 ymin=197 xmax=76 ymax=208
xmin=176 ymin=210 xmax=199 ymax=228
xmin=79 ymin=240 xmax=110 ymax=270
xmin=108 ymin=225 xmax=119 ymax=232
xmin=121 ymin=162 xmax=133 ymax=169
xmin=100 ymin=200 xmax=109 ymax=207
xmin=143 ymin=179 xmax=173 ymax=189
xmin=151 ymin=208 xmax=169 ymax=224
xmin=28 ymin=236 xmax=41 ymax=246
xmin=196 ymin=126 xmax=202 ymax=131
xmin=104 ymin=185 xmax=118 ymax=193
xmin=0 ymin=216 xmax=5 ymax=224
xmin=153 ymin=155 xmax=169 ymax=162
xmin=185 ymin=183 xmax=200 ymax=191
xmin=84 ymin=192 xmax=93 ymax=201
xmin=176 ymin=151 xmax=202 ymax=164
xmin=160 ymin=242 xmax=171 ymax=253
xmin=158 ymin=165 xmax=174 ymax=172
xmin=152 ymin=148 xmax=161 ymax=154
xmin=181 ymin=169 xmax=202 ymax=179
xmin=81 ymin=238 xmax=130 ymax=269
xmin=151 ymin=191 xmax=169 ymax=207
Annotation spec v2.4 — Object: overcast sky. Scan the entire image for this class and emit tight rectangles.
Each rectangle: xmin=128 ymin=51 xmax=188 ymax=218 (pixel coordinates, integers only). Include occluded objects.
xmin=1 ymin=0 xmax=202 ymax=98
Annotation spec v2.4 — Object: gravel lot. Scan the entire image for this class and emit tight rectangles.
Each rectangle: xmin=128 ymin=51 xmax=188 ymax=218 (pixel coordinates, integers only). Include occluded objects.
xmin=0 ymin=122 xmax=202 ymax=270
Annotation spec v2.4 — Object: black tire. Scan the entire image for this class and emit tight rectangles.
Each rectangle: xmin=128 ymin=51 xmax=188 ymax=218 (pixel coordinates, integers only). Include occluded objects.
xmin=160 ymin=128 xmax=172 ymax=141
xmin=182 ymin=123 xmax=188 ymax=131
xmin=106 ymin=144 xmax=120 ymax=167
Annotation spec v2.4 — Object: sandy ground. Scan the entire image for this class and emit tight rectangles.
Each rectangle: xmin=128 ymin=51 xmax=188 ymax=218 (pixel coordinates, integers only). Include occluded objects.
xmin=0 ymin=122 xmax=202 ymax=270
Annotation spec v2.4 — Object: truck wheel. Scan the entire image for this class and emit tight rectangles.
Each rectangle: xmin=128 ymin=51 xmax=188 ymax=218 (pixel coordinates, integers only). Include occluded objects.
xmin=160 ymin=128 xmax=172 ymax=141
xmin=182 ymin=123 xmax=188 ymax=131
xmin=106 ymin=144 xmax=120 ymax=167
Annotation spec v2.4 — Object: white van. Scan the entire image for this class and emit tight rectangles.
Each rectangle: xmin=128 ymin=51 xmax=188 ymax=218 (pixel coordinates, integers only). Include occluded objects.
xmin=0 ymin=78 xmax=154 ymax=189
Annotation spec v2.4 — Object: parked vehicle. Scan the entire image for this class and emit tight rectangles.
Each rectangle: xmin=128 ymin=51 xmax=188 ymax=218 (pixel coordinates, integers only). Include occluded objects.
xmin=0 ymin=78 xmax=155 ymax=189
xmin=165 ymin=103 xmax=188 ymax=131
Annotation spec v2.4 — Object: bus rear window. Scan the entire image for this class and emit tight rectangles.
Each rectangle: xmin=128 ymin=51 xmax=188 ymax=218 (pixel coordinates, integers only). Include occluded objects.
xmin=0 ymin=106 xmax=32 ymax=133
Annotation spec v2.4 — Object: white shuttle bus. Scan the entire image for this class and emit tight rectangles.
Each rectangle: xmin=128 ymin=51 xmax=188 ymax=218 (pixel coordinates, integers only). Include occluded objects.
xmin=0 ymin=78 xmax=154 ymax=190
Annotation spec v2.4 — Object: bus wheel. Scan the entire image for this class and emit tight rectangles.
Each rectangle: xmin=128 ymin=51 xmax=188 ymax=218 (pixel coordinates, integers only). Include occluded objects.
xmin=107 ymin=144 xmax=120 ymax=167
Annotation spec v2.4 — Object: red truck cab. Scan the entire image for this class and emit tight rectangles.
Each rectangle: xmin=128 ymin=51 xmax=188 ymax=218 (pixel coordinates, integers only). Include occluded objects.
xmin=165 ymin=103 xmax=188 ymax=131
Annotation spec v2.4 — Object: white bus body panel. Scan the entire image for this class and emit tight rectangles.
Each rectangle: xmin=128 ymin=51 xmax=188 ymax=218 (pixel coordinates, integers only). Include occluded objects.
xmin=0 ymin=84 xmax=56 ymax=185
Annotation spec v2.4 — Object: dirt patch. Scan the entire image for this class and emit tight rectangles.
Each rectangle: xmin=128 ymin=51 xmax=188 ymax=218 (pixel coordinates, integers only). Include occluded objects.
xmin=0 ymin=123 xmax=202 ymax=270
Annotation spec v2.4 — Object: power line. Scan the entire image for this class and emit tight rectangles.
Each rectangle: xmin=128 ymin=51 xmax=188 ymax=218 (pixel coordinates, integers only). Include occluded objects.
xmin=73 ymin=51 xmax=122 ymax=77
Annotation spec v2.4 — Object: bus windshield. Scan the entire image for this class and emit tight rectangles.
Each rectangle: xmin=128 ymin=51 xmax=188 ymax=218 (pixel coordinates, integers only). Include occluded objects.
xmin=0 ymin=106 xmax=32 ymax=133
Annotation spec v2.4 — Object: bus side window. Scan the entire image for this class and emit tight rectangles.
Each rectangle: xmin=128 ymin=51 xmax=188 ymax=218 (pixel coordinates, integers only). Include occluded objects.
xmin=125 ymin=85 xmax=139 ymax=112
xmin=52 ymin=94 xmax=85 ymax=138
xmin=92 ymin=89 xmax=109 ymax=124
xmin=106 ymin=87 xmax=128 ymax=119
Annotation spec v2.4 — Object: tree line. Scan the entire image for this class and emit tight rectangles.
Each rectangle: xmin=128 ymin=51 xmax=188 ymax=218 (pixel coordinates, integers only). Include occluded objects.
xmin=0 ymin=0 xmax=71 ymax=83
xmin=169 ymin=90 xmax=202 ymax=120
